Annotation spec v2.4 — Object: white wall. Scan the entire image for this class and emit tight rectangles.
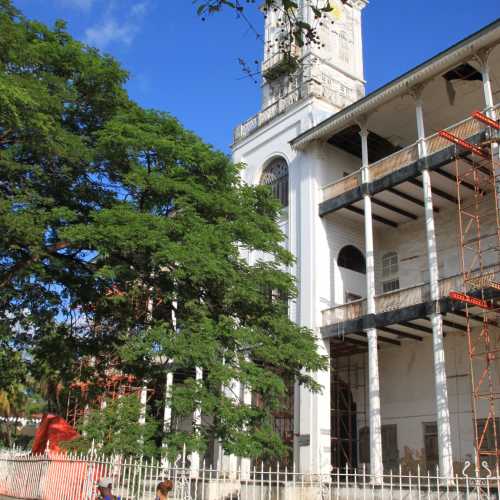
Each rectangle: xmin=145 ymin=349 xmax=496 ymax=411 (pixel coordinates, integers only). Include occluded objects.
xmin=233 ymin=98 xmax=338 ymax=474
xmin=374 ymin=193 xmax=498 ymax=294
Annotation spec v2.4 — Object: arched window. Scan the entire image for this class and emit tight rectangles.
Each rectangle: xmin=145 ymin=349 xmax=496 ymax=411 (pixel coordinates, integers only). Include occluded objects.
xmin=338 ymin=245 xmax=366 ymax=274
xmin=261 ymin=158 xmax=289 ymax=208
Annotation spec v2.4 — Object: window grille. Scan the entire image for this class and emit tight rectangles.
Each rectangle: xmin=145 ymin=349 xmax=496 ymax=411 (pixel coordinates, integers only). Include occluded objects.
xmin=382 ymin=252 xmax=399 ymax=277
xmin=260 ymin=158 xmax=289 ymax=208
xmin=382 ymin=279 xmax=400 ymax=293
xmin=382 ymin=252 xmax=399 ymax=292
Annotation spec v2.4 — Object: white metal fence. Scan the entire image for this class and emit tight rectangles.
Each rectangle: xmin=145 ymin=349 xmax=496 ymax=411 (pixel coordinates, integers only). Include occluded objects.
xmin=1 ymin=449 xmax=499 ymax=499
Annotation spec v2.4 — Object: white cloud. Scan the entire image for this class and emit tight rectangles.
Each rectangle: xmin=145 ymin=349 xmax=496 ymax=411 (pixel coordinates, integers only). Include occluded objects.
xmin=131 ymin=1 xmax=148 ymax=16
xmin=84 ymin=1 xmax=150 ymax=49
xmin=59 ymin=0 xmax=95 ymax=10
xmin=85 ymin=19 xmax=137 ymax=48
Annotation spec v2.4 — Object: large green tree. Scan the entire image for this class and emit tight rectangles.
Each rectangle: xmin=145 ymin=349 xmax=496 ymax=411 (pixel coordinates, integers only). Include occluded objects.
xmin=0 ymin=0 xmax=326 ymax=459
xmin=0 ymin=0 xmax=129 ymax=412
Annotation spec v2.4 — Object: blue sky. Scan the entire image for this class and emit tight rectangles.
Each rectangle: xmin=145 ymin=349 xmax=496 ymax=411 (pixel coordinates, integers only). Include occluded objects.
xmin=14 ymin=0 xmax=500 ymax=153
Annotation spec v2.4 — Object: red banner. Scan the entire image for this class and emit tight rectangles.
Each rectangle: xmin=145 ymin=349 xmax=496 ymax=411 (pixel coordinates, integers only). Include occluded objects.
xmin=449 ymin=291 xmax=491 ymax=309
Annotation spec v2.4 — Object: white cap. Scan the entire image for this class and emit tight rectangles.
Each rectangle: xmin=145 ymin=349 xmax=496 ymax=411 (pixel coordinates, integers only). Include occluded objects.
xmin=98 ymin=478 xmax=112 ymax=488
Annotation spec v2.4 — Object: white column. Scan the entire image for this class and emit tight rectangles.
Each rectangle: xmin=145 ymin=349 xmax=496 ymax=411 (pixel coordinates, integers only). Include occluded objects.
xmin=288 ymin=160 xmax=301 ymax=469
xmin=414 ymin=91 xmax=454 ymax=478
xmin=240 ymin=383 xmax=252 ymax=480
xmin=297 ymin=150 xmax=317 ymax=474
xmin=414 ymin=88 xmax=428 ymax=158
xmin=297 ymin=146 xmax=331 ymax=475
xmin=477 ymin=49 xmax=500 ymax=211
xmin=163 ymin=372 xmax=173 ymax=433
xmin=139 ymin=384 xmax=148 ymax=425
xmin=140 ymin=293 xmax=150 ymax=426
xmin=161 ymin=300 xmax=176 ymax=459
xmin=359 ymin=124 xmax=383 ymax=480
xmin=190 ymin=367 xmax=203 ymax=476
xmin=221 ymin=378 xmax=240 ymax=477
xmin=476 ymin=50 xmax=494 ymax=116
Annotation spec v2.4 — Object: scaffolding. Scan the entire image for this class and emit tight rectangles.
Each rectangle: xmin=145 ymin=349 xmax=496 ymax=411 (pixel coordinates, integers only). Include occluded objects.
xmin=440 ymin=110 xmax=500 ymax=471
xmin=66 ymin=373 xmax=146 ymax=428
xmin=330 ymin=340 xmax=367 ymax=470
xmin=252 ymin=378 xmax=294 ymax=469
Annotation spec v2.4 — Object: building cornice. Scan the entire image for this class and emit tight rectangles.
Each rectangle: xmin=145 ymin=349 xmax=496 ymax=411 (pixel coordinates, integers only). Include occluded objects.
xmin=290 ymin=19 xmax=500 ymax=150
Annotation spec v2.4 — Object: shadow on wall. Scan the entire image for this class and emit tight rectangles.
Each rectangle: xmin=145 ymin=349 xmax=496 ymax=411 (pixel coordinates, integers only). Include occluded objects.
xmin=337 ymin=245 xmax=366 ymax=304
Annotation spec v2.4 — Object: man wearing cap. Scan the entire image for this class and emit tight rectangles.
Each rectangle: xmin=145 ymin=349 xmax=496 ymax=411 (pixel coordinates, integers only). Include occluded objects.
xmin=97 ymin=478 xmax=120 ymax=500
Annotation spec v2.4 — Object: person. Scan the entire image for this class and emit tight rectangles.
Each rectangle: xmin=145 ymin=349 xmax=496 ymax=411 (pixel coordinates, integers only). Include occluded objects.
xmin=97 ymin=477 xmax=120 ymax=500
xmin=155 ymin=480 xmax=173 ymax=500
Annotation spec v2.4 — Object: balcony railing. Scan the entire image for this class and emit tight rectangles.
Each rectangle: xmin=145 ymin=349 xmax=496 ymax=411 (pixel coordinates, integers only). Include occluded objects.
xmin=233 ymin=87 xmax=302 ymax=143
xmin=322 ymin=297 xmax=367 ymax=326
xmin=322 ymin=265 xmax=500 ymax=327
xmin=261 ymin=45 xmax=300 ymax=75
xmin=321 ymin=103 xmax=500 ymax=202
xmin=322 ymin=170 xmax=362 ymax=202
xmin=369 ymin=143 xmax=419 ymax=184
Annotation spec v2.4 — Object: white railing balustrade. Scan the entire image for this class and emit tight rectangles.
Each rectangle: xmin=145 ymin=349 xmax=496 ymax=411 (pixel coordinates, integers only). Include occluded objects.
xmin=233 ymin=87 xmax=304 ymax=143
xmin=1 ymin=449 xmax=500 ymax=499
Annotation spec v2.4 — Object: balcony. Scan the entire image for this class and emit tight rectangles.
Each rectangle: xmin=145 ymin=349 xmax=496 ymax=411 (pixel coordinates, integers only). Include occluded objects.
xmin=323 ymin=274 xmax=458 ymax=326
xmin=321 ymin=265 xmax=500 ymax=346
xmin=319 ymin=104 xmax=500 ymax=227
xmin=320 ymin=109 xmax=497 ymax=204
xmin=261 ymin=46 xmax=300 ymax=79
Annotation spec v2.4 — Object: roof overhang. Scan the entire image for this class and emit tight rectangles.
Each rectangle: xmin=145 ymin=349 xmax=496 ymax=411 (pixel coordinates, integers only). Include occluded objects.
xmin=290 ymin=19 xmax=500 ymax=150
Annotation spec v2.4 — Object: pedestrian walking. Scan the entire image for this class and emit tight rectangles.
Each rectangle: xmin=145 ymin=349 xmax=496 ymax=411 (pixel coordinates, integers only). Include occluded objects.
xmin=97 ymin=477 xmax=120 ymax=500
xmin=155 ymin=480 xmax=173 ymax=500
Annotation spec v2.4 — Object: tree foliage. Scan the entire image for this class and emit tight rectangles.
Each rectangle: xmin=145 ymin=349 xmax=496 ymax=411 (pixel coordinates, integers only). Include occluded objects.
xmin=0 ymin=0 xmax=327 ymax=459
xmin=0 ymin=0 xmax=129 ymax=412
xmin=65 ymin=395 xmax=158 ymax=457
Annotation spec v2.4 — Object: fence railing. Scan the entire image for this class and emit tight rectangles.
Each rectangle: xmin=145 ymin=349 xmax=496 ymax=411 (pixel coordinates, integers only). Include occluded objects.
xmin=1 ymin=449 xmax=500 ymax=500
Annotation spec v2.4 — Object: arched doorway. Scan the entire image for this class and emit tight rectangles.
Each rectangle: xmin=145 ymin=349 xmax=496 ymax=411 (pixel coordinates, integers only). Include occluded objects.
xmin=331 ymin=375 xmax=357 ymax=470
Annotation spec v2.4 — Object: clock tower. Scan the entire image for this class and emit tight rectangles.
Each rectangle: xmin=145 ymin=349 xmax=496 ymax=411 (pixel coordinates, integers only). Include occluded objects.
xmin=260 ymin=0 xmax=367 ymax=114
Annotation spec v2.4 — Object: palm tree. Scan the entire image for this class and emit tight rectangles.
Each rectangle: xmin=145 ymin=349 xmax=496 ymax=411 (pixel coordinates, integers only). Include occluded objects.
xmin=0 ymin=385 xmax=27 ymax=447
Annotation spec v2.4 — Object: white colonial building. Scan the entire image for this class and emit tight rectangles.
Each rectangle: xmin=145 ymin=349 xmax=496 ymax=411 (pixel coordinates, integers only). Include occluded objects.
xmin=232 ymin=2 xmax=500 ymax=479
